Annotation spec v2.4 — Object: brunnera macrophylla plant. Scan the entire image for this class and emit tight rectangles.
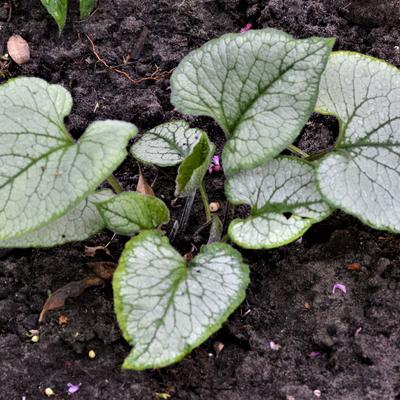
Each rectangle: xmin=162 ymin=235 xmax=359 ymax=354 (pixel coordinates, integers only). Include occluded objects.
xmin=1 ymin=28 xmax=400 ymax=371
xmin=41 ymin=0 xmax=96 ymax=31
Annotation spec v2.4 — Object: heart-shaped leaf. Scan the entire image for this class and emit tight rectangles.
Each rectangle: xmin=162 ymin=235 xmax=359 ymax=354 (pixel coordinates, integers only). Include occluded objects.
xmin=171 ymin=29 xmax=334 ymax=175
xmin=176 ymin=132 xmax=215 ymax=196
xmin=130 ymin=120 xmax=203 ymax=167
xmin=226 ymin=157 xmax=331 ymax=249
xmin=113 ymin=230 xmax=249 ymax=370
xmin=95 ymin=192 xmax=170 ymax=236
xmin=41 ymin=0 xmax=68 ymax=31
xmin=0 ymin=190 xmax=113 ymax=248
xmin=0 ymin=77 xmax=137 ymax=240
xmin=316 ymin=52 xmax=400 ymax=232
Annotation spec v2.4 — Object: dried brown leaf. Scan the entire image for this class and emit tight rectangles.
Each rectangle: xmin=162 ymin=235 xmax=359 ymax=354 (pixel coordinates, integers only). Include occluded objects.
xmin=39 ymin=277 xmax=103 ymax=323
xmin=137 ymin=169 xmax=155 ymax=196
xmin=7 ymin=34 xmax=30 ymax=65
xmin=87 ymin=261 xmax=117 ymax=281
xmin=84 ymin=245 xmax=111 ymax=257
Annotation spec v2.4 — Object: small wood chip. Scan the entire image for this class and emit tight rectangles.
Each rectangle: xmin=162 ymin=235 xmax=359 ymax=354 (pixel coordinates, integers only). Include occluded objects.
xmin=7 ymin=34 xmax=30 ymax=65
xmin=344 ymin=262 xmax=361 ymax=271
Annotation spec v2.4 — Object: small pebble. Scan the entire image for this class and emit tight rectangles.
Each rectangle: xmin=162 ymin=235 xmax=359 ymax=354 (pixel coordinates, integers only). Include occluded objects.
xmin=31 ymin=335 xmax=40 ymax=343
xmin=209 ymin=202 xmax=220 ymax=212
xmin=314 ymin=389 xmax=321 ymax=397
xmin=44 ymin=387 xmax=55 ymax=397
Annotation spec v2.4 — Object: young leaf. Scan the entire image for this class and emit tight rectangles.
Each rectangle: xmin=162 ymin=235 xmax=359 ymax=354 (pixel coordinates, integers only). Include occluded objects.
xmin=80 ymin=0 xmax=96 ymax=18
xmin=176 ymin=133 xmax=215 ymax=196
xmin=113 ymin=230 xmax=249 ymax=370
xmin=41 ymin=0 xmax=68 ymax=31
xmin=316 ymin=52 xmax=400 ymax=232
xmin=95 ymin=192 xmax=170 ymax=236
xmin=130 ymin=120 xmax=202 ymax=167
xmin=226 ymin=157 xmax=331 ymax=249
xmin=171 ymin=29 xmax=334 ymax=175
xmin=0 ymin=191 xmax=112 ymax=248
xmin=0 ymin=77 xmax=137 ymax=241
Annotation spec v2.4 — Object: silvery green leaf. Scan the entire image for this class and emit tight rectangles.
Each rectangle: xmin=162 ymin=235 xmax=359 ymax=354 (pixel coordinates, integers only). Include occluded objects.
xmin=130 ymin=120 xmax=203 ymax=167
xmin=0 ymin=190 xmax=113 ymax=248
xmin=0 ymin=77 xmax=137 ymax=240
xmin=113 ymin=230 xmax=249 ymax=370
xmin=175 ymin=133 xmax=215 ymax=196
xmin=316 ymin=52 xmax=400 ymax=232
xmin=226 ymin=157 xmax=331 ymax=249
xmin=41 ymin=0 xmax=68 ymax=31
xmin=171 ymin=28 xmax=334 ymax=175
xmin=95 ymin=191 xmax=170 ymax=236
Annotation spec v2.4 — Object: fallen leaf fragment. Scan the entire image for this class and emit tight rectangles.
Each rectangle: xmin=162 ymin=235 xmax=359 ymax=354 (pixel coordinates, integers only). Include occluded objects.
xmin=87 ymin=261 xmax=117 ymax=281
xmin=39 ymin=277 xmax=103 ymax=323
xmin=7 ymin=34 xmax=30 ymax=65
xmin=84 ymin=245 xmax=111 ymax=257
xmin=155 ymin=393 xmax=171 ymax=400
xmin=137 ymin=169 xmax=155 ymax=196
xmin=58 ymin=314 xmax=69 ymax=327
xmin=344 ymin=262 xmax=361 ymax=271
xmin=213 ymin=341 xmax=224 ymax=356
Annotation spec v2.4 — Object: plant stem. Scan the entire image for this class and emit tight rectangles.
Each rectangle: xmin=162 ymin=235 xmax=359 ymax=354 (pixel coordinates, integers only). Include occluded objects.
xmin=287 ymin=144 xmax=309 ymax=158
xmin=199 ymin=182 xmax=212 ymax=222
xmin=107 ymin=175 xmax=124 ymax=194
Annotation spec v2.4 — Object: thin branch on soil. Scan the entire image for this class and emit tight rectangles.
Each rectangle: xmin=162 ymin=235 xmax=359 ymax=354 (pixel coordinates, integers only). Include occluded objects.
xmin=7 ymin=0 xmax=12 ymax=23
xmin=86 ymin=35 xmax=174 ymax=85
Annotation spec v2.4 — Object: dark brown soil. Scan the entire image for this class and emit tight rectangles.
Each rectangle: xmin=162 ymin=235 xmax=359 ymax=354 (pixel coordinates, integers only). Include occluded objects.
xmin=1 ymin=0 xmax=400 ymax=399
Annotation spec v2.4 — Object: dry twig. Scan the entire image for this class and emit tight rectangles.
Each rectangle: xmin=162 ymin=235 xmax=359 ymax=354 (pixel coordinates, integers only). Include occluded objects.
xmin=86 ymin=34 xmax=174 ymax=85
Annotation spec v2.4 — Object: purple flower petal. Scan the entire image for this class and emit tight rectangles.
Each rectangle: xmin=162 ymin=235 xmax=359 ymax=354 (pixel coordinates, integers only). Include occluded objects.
xmin=240 ymin=23 xmax=252 ymax=33
xmin=67 ymin=383 xmax=81 ymax=394
xmin=208 ymin=155 xmax=222 ymax=174
xmin=355 ymin=327 xmax=362 ymax=337
xmin=308 ymin=351 xmax=321 ymax=358
xmin=332 ymin=283 xmax=347 ymax=294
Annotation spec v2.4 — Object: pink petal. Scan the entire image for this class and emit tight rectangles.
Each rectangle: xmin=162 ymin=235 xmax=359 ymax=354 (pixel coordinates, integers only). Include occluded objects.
xmin=332 ymin=283 xmax=347 ymax=294
xmin=308 ymin=351 xmax=321 ymax=358
xmin=67 ymin=383 xmax=81 ymax=394
xmin=240 ymin=23 xmax=252 ymax=33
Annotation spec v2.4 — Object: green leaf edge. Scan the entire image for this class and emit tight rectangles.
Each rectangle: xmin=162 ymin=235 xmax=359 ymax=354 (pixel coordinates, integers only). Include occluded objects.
xmin=40 ymin=0 xmax=68 ymax=32
xmin=130 ymin=120 xmax=201 ymax=167
xmin=170 ymin=29 xmax=335 ymax=176
xmin=80 ymin=0 xmax=96 ymax=18
xmin=0 ymin=189 xmax=113 ymax=248
xmin=175 ymin=133 xmax=215 ymax=196
xmin=94 ymin=192 xmax=170 ymax=236
xmin=113 ymin=230 xmax=250 ymax=370
xmin=0 ymin=78 xmax=138 ymax=240
xmin=315 ymin=50 xmax=400 ymax=234
xmin=226 ymin=156 xmax=333 ymax=249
